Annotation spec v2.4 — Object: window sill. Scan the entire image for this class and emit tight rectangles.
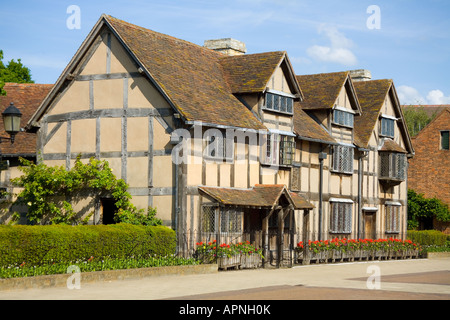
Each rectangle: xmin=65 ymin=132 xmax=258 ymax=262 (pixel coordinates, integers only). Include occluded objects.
xmin=330 ymin=169 xmax=353 ymax=176
xmin=262 ymin=107 xmax=293 ymax=116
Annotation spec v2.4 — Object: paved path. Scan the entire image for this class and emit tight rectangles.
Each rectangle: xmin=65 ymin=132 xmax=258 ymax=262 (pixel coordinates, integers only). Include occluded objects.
xmin=0 ymin=258 xmax=449 ymax=300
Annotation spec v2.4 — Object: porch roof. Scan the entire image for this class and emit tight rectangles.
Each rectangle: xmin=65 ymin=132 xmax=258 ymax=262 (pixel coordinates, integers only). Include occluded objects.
xmin=198 ymin=184 xmax=314 ymax=210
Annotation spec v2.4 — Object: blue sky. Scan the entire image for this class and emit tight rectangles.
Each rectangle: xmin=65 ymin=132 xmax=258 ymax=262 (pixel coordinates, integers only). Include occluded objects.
xmin=1 ymin=0 xmax=450 ymax=105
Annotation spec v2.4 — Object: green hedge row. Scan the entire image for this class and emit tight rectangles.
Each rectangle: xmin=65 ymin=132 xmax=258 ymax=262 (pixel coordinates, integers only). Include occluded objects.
xmin=0 ymin=224 xmax=176 ymax=267
xmin=406 ymin=230 xmax=448 ymax=246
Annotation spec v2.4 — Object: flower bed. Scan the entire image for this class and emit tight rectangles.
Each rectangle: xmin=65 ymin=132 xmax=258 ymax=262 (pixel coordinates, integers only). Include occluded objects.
xmin=296 ymin=238 xmax=422 ymax=264
xmin=195 ymin=240 xmax=263 ymax=270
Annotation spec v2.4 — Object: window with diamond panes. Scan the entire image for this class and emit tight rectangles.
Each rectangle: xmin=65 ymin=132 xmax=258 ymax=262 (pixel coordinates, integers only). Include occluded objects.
xmin=201 ymin=205 xmax=217 ymax=234
xmin=385 ymin=204 xmax=400 ymax=233
xmin=379 ymin=152 xmax=406 ymax=180
xmin=220 ymin=208 xmax=242 ymax=234
xmin=332 ymin=145 xmax=354 ymax=174
xmin=202 ymin=205 xmax=242 ymax=235
xmin=330 ymin=202 xmax=352 ymax=234
xmin=280 ymin=135 xmax=295 ymax=166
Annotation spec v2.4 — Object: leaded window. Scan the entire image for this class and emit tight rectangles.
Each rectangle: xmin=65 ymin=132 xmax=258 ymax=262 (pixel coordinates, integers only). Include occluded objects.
xmin=379 ymin=152 xmax=406 ymax=181
xmin=279 ymin=135 xmax=295 ymax=166
xmin=385 ymin=204 xmax=400 ymax=233
xmin=330 ymin=201 xmax=352 ymax=234
xmin=201 ymin=205 xmax=242 ymax=235
xmin=332 ymin=145 xmax=354 ymax=174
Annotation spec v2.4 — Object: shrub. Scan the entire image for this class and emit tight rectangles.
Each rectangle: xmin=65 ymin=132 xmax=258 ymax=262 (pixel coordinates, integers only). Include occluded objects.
xmin=406 ymin=230 xmax=448 ymax=247
xmin=0 ymin=224 xmax=176 ymax=268
xmin=407 ymin=189 xmax=450 ymax=229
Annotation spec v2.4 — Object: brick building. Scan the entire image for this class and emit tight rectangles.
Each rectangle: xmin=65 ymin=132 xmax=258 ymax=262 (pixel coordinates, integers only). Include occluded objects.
xmin=408 ymin=107 xmax=450 ymax=207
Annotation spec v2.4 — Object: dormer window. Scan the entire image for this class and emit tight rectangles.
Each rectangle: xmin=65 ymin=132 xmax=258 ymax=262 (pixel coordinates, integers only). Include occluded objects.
xmin=332 ymin=107 xmax=354 ymax=128
xmin=380 ymin=115 xmax=396 ymax=138
xmin=264 ymin=90 xmax=294 ymax=115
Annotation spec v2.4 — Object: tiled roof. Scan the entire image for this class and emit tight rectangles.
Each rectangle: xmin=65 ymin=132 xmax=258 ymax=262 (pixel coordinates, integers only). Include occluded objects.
xmin=199 ymin=184 xmax=314 ymax=209
xmin=379 ymin=138 xmax=407 ymax=153
xmin=0 ymin=83 xmax=52 ymax=156
xmin=219 ymin=51 xmax=286 ymax=94
xmin=293 ymin=104 xmax=336 ymax=144
xmin=296 ymin=72 xmax=349 ymax=110
xmin=105 ymin=15 xmax=266 ymax=130
xmin=353 ymin=79 xmax=392 ymax=148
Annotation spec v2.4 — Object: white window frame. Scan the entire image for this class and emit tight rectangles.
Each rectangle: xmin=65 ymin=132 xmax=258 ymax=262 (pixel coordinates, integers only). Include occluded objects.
xmin=333 ymin=107 xmax=354 ymax=128
xmin=330 ymin=198 xmax=353 ymax=234
xmin=263 ymin=90 xmax=294 ymax=115
xmin=380 ymin=116 xmax=396 ymax=138
xmin=385 ymin=202 xmax=401 ymax=234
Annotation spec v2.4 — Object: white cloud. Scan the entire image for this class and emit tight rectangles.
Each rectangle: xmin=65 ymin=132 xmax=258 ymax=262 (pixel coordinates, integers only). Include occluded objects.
xmin=397 ymin=85 xmax=450 ymax=105
xmin=397 ymin=85 xmax=425 ymax=105
xmin=306 ymin=25 xmax=357 ymax=66
xmin=426 ymin=90 xmax=450 ymax=104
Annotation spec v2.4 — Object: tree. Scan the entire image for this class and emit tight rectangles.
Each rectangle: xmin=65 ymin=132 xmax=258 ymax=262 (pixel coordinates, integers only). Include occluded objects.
xmin=0 ymin=50 xmax=34 ymax=95
xmin=403 ymin=106 xmax=437 ymax=137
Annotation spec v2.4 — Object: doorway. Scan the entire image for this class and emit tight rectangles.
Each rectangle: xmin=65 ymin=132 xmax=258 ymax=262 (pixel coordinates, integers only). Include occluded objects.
xmin=101 ymin=198 xmax=118 ymax=225
xmin=363 ymin=209 xmax=377 ymax=239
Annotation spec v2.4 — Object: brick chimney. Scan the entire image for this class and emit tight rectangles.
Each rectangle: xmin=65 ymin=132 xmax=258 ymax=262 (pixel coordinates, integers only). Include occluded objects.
xmin=204 ymin=38 xmax=246 ymax=56
xmin=349 ymin=69 xmax=372 ymax=81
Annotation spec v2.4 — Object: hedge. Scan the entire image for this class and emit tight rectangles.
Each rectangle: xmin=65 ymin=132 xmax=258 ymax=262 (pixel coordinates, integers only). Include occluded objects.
xmin=0 ymin=224 xmax=176 ymax=268
xmin=406 ymin=230 xmax=448 ymax=247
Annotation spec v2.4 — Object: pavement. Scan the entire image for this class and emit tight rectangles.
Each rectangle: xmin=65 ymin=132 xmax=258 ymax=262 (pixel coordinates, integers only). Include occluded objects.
xmin=0 ymin=258 xmax=449 ymax=300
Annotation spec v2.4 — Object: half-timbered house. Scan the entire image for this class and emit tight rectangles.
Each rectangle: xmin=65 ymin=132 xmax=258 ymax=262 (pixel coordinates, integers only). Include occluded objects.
xmin=25 ymin=15 xmax=414 ymax=265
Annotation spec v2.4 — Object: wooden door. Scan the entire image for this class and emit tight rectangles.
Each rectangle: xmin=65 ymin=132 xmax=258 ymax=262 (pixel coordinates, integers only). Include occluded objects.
xmin=364 ymin=211 xmax=376 ymax=239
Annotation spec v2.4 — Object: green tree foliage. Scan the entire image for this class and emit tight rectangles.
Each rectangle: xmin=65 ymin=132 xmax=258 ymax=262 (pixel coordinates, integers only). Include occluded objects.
xmin=407 ymin=189 xmax=450 ymax=229
xmin=0 ymin=50 xmax=34 ymax=95
xmin=11 ymin=156 xmax=161 ymax=226
xmin=403 ymin=106 xmax=436 ymax=137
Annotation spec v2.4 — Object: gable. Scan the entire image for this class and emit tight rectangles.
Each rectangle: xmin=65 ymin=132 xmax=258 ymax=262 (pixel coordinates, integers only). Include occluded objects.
xmin=43 ymin=27 xmax=173 ymax=118
xmin=354 ymin=80 xmax=413 ymax=154
xmin=297 ymin=72 xmax=353 ymax=111
xmin=29 ymin=14 xmax=266 ymax=131
xmin=220 ymin=52 xmax=302 ymax=98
